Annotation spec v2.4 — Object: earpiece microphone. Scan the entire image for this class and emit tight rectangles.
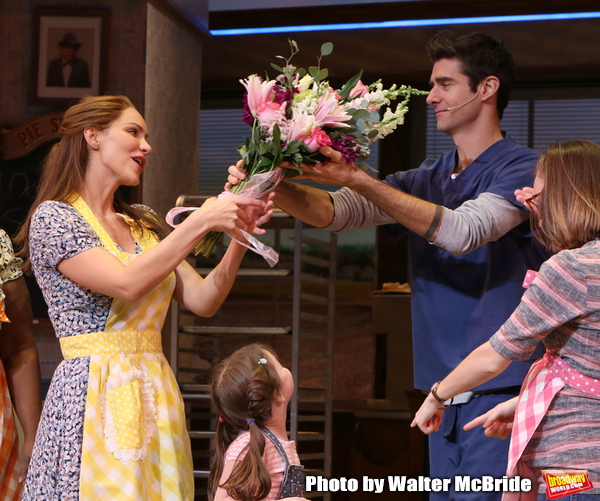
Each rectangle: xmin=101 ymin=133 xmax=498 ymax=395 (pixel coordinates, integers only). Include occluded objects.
xmin=445 ymin=89 xmax=480 ymax=112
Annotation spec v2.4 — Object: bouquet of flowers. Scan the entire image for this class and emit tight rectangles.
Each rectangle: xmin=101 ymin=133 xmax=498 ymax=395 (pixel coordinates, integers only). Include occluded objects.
xmin=194 ymin=39 xmax=428 ymax=258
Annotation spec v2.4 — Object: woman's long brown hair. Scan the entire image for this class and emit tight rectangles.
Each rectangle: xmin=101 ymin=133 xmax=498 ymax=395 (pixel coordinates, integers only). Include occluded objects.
xmin=208 ymin=343 xmax=282 ymax=501
xmin=14 ymin=95 xmax=168 ymax=270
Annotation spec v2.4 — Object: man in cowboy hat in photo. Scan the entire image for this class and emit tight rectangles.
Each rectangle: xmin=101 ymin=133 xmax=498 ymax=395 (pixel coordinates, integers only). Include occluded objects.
xmin=46 ymin=32 xmax=91 ymax=88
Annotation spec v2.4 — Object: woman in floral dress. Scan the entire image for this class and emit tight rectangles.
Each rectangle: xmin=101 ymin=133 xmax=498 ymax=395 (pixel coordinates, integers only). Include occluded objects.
xmin=15 ymin=95 xmax=273 ymax=501
xmin=0 ymin=229 xmax=41 ymax=500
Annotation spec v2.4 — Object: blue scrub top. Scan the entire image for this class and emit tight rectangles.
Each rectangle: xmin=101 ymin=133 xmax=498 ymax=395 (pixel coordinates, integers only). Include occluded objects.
xmin=384 ymin=138 xmax=548 ymax=391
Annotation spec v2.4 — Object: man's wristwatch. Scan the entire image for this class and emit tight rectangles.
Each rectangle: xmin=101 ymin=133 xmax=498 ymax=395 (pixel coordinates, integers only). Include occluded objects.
xmin=430 ymin=381 xmax=446 ymax=404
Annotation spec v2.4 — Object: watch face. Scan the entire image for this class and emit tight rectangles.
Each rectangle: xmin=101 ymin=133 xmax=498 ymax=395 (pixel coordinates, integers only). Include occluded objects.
xmin=431 ymin=381 xmax=443 ymax=403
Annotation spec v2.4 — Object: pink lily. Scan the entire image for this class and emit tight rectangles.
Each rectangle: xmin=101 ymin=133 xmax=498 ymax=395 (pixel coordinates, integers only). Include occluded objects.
xmin=313 ymin=91 xmax=351 ymax=128
xmin=240 ymin=74 xmax=277 ymax=118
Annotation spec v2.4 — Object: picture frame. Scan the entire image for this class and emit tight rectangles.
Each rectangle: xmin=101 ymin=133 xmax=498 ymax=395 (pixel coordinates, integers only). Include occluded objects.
xmin=33 ymin=9 xmax=108 ymax=104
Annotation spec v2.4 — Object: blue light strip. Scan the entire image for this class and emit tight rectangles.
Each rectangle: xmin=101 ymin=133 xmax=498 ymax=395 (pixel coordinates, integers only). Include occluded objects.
xmin=210 ymin=11 xmax=600 ymax=36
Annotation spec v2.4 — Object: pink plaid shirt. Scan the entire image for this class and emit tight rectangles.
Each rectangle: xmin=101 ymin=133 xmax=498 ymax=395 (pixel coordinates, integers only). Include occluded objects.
xmin=504 ymin=350 xmax=600 ymax=501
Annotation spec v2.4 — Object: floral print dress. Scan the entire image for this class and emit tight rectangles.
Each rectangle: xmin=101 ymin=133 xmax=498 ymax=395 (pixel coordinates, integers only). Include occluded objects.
xmin=23 ymin=200 xmax=193 ymax=501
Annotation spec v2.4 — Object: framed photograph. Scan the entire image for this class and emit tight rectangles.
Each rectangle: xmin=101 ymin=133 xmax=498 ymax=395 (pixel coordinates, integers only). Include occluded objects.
xmin=33 ymin=9 xmax=108 ymax=103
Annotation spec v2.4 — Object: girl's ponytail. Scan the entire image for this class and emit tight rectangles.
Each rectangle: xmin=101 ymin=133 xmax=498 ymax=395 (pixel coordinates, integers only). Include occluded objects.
xmin=208 ymin=344 xmax=282 ymax=501
xmin=221 ymin=419 xmax=271 ymax=501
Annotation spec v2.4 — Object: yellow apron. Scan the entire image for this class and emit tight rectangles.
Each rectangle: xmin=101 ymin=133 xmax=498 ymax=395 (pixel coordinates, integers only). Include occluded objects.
xmin=60 ymin=197 xmax=193 ymax=501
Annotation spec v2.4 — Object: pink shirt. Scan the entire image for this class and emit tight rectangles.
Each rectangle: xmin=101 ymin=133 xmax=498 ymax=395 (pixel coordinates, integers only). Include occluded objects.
xmin=225 ymin=430 xmax=300 ymax=501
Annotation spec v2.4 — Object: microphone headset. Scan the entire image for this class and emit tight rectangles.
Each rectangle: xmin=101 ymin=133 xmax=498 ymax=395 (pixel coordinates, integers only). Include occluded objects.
xmin=445 ymin=88 xmax=481 ymax=112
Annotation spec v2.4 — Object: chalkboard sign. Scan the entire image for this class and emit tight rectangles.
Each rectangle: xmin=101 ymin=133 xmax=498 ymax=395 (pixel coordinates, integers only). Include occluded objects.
xmin=0 ymin=112 xmax=64 ymax=319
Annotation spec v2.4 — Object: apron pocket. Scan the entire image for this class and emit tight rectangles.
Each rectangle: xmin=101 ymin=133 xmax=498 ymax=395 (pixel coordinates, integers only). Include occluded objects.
xmin=107 ymin=379 xmax=145 ymax=449
xmin=102 ymin=367 xmax=157 ymax=461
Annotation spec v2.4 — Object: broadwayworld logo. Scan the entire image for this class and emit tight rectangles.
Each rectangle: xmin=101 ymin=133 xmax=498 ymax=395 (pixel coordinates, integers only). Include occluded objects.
xmin=543 ymin=470 xmax=593 ymax=500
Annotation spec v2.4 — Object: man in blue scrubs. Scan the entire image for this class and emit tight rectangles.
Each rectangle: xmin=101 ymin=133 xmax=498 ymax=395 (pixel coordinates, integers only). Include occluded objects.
xmin=229 ymin=31 xmax=547 ymax=500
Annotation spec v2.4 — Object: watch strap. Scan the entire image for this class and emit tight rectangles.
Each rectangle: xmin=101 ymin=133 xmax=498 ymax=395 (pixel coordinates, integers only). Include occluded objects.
xmin=430 ymin=381 xmax=445 ymax=404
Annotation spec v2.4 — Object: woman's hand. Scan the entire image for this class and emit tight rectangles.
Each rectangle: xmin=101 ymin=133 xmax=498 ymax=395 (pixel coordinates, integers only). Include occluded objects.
xmin=463 ymin=396 xmax=518 ymax=440
xmin=17 ymin=440 xmax=33 ymax=483
xmin=190 ymin=195 xmax=267 ymax=240
xmin=410 ymin=393 xmax=446 ymax=435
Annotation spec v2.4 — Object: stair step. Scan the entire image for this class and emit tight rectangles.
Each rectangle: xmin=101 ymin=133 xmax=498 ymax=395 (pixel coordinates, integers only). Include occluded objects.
xmin=188 ymin=430 xmax=215 ymax=439
xmin=181 ymin=393 xmax=211 ymax=400
xmin=297 ymin=431 xmax=325 ymax=441
xmin=195 ymin=268 xmax=291 ymax=278
xmin=179 ymin=326 xmax=291 ymax=336
xmin=299 ymin=452 xmax=326 ymax=461
xmin=180 ymin=383 xmax=210 ymax=392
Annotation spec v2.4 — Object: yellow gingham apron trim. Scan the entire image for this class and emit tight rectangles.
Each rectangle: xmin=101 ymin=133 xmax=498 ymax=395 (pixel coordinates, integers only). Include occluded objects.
xmin=60 ymin=331 xmax=162 ymax=359
xmin=70 ymin=195 xmax=157 ymax=254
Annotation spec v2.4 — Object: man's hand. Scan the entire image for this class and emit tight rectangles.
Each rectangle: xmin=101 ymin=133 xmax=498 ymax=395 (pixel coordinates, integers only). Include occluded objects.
xmin=515 ymin=186 xmax=535 ymax=208
xmin=226 ymin=160 xmax=246 ymax=191
xmin=293 ymin=146 xmax=366 ymax=190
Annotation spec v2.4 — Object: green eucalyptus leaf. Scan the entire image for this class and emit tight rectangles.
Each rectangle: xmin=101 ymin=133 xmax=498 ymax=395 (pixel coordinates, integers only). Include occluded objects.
xmin=370 ymin=111 xmax=380 ymax=122
xmin=320 ymin=42 xmax=333 ymax=56
xmin=355 ymin=119 xmax=366 ymax=133
xmin=315 ymin=68 xmax=328 ymax=81
xmin=297 ymin=68 xmax=307 ymax=78
xmin=270 ymin=63 xmax=283 ymax=72
xmin=308 ymin=66 xmax=319 ymax=77
xmin=351 ymin=109 xmax=370 ymax=121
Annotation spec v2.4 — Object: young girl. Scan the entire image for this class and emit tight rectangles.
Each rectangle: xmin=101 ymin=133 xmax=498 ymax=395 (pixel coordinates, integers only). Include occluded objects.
xmin=412 ymin=139 xmax=600 ymax=500
xmin=209 ymin=343 xmax=306 ymax=501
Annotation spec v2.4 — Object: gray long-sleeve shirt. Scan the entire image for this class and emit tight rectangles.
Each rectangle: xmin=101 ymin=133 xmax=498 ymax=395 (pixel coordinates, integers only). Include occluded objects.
xmin=326 ymin=187 xmax=529 ymax=255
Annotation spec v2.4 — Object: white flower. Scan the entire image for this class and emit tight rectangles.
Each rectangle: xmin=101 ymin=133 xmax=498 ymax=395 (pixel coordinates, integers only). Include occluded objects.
xmin=296 ymin=74 xmax=314 ymax=93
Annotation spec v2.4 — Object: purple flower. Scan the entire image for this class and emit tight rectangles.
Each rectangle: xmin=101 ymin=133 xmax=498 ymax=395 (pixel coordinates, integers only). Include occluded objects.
xmin=242 ymin=93 xmax=254 ymax=126
xmin=331 ymin=137 xmax=359 ymax=163
xmin=275 ymin=86 xmax=293 ymax=105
